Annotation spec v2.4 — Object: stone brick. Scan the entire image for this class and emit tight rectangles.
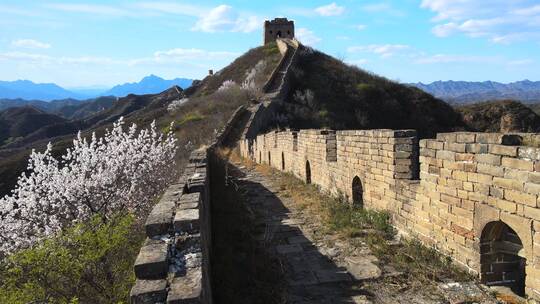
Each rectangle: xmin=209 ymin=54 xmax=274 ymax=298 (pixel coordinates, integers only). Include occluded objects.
xmin=456 ymin=133 xmax=476 ymax=143
xmin=489 ymin=145 xmax=518 ymax=157
xmin=466 ymin=143 xmax=488 ymax=154
xmin=427 ymin=140 xmax=444 ymax=150
xmin=167 ymin=268 xmax=202 ymax=304
xmin=525 ymin=183 xmax=540 ymax=195
xmin=145 ymin=201 xmax=175 ymax=237
xmin=476 ymin=163 xmax=504 ymax=177
xmin=487 ymin=197 xmax=517 ymax=213
xmin=519 ymin=147 xmax=540 ymax=161
xmin=474 ymin=154 xmax=501 ymax=166
xmin=502 ymin=157 xmax=534 ymax=171
xmin=437 ymin=133 xmax=457 ymax=142
xmin=476 ymin=133 xmax=501 ymax=144
xmin=437 ymin=150 xmax=456 ymax=161
xmin=524 ymin=206 xmax=540 ymax=221
xmin=174 ymin=209 xmax=200 ymax=233
xmin=445 ymin=142 xmax=466 ymax=153
xmin=505 ymin=189 xmax=537 ymax=207
xmin=467 ymin=172 xmax=492 ymax=185
xmin=134 ymin=241 xmax=168 ymax=280
xmin=493 ymin=177 xmax=523 ymax=191
xmin=130 ymin=279 xmax=167 ymax=304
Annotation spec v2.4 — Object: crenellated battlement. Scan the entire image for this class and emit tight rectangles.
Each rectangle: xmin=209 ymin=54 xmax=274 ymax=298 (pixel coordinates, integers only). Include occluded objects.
xmin=240 ymin=129 xmax=540 ymax=298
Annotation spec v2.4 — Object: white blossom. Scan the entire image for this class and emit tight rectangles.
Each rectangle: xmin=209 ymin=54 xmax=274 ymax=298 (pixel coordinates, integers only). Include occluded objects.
xmin=217 ymin=80 xmax=237 ymax=92
xmin=167 ymin=98 xmax=189 ymax=113
xmin=0 ymin=117 xmax=178 ymax=254
xmin=241 ymin=60 xmax=266 ymax=92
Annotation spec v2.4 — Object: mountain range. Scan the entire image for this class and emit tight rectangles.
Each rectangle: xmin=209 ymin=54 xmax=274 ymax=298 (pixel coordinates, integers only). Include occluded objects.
xmin=410 ymin=80 xmax=540 ymax=104
xmin=0 ymin=75 xmax=193 ymax=101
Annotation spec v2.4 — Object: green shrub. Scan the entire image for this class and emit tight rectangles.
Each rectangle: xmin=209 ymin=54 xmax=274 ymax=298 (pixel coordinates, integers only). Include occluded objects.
xmin=0 ymin=214 xmax=143 ymax=304
xmin=178 ymin=112 xmax=205 ymax=125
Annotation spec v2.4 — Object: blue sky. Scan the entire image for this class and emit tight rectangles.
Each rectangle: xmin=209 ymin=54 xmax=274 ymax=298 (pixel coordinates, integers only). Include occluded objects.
xmin=0 ymin=0 xmax=539 ymax=88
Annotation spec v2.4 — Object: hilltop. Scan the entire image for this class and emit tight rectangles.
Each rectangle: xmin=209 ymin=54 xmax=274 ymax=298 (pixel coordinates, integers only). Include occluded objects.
xmin=0 ymin=107 xmax=67 ymax=146
xmin=0 ymin=43 xmax=283 ymax=197
xmin=277 ymin=48 xmax=465 ymax=138
xmin=456 ymin=100 xmax=540 ymax=133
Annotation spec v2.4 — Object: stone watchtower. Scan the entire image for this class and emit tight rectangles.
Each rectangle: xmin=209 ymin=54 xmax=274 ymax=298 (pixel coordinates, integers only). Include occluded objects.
xmin=263 ymin=18 xmax=294 ymax=45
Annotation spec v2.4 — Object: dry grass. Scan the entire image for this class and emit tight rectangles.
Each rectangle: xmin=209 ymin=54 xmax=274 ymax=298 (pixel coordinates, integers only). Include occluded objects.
xmin=236 ymin=154 xmax=473 ymax=294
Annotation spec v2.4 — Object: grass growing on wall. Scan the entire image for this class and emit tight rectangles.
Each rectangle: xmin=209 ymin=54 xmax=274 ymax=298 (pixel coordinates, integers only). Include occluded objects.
xmin=246 ymin=157 xmax=472 ymax=292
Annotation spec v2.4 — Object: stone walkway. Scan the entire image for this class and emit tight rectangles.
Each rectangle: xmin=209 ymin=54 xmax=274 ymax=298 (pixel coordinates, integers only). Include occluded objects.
xmin=227 ymin=159 xmax=510 ymax=304
xmin=232 ymin=163 xmax=379 ymax=304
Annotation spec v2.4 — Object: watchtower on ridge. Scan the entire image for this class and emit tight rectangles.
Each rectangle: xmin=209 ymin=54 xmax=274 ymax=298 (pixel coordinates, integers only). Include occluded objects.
xmin=263 ymin=18 xmax=294 ymax=45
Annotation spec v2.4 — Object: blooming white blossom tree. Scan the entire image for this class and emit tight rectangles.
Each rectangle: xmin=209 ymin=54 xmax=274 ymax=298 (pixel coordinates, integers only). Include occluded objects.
xmin=217 ymin=80 xmax=237 ymax=92
xmin=167 ymin=98 xmax=189 ymax=113
xmin=0 ymin=118 xmax=177 ymax=254
xmin=242 ymin=60 xmax=266 ymax=93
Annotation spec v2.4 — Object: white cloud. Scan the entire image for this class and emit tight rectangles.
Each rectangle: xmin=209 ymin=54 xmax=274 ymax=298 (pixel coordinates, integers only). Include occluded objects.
xmin=46 ymin=3 xmax=132 ymax=16
xmin=315 ymin=3 xmax=345 ymax=16
xmin=11 ymin=39 xmax=51 ymax=49
xmin=508 ymin=59 xmax=534 ymax=66
xmin=191 ymin=5 xmax=260 ymax=33
xmin=420 ymin=0 xmax=540 ymax=43
xmin=347 ymin=44 xmax=410 ymax=57
xmin=361 ymin=3 xmax=404 ymax=16
xmin=134 ymin=2 xmax=205 ymax=17
xmin=0 ymin=47 xmax=238 ymax=67
xmin=149 ymin=48 xmax=239 ymax=63
xmin=296 ymin=28 xmax=322 ymax=45
xmin=356 ymin=24 xmax=367 ymax=31
xmin=413 ymin=54 xmax=499 ymax=64
xmin=347 ymin=59 xmax=368 ymax=66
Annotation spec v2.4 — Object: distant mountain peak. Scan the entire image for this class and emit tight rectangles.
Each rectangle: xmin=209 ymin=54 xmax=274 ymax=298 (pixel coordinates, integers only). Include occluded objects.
xmin=410 ymin=79 xmax=540 ymax=104
xmin=105 ymin=76 xmax=193 ymax=98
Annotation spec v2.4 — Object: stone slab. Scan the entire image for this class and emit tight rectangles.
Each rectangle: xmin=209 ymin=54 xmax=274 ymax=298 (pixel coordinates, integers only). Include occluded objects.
xmin=174 ymin=208 xmax=200 ymax=233
xmin=134 ymin=241 xmax=168 ymax=280
xmin=167 ymin=268 xmax=202 ymax=304
xmin=145 ymin=200 xmax=175 ymax=237
xmin=130 ymin=279 xmax=167 ymax=304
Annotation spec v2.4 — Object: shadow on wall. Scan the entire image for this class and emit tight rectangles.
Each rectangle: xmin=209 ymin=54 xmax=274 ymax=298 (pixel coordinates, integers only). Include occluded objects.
xmin=209 ymin=157 xmax=370 ymax=303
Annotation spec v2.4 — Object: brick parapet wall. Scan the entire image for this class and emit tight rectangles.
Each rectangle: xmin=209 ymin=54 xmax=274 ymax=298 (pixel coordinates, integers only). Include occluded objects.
xmin=241 ymin=130 xmax=540 ymax=299
xmin=130 ymin=149 xmax=212 ymax=304
xmin=130 ymin=38 xmax=301 ymax=304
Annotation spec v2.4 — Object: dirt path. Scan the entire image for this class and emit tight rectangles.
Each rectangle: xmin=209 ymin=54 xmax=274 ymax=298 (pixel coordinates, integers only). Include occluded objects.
xmin=225 ymin=157 xmax=510 ymax=304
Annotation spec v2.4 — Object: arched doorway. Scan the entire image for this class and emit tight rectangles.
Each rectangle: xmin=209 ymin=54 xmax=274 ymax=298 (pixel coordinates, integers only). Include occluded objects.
xmin=268 ymin=152 xmax=271 ymax=165
xmin=277 ymin=30 xmax=282 ymax=38
xmin=305 ymin=160 xmax=311 ymax=184
xmin=281 ymin=152 xmax=285 ymax=170
xmin=352 ymin=176 xmax=363 ymax=208
xmin=481 ymin=221 xmax=526 ymax=296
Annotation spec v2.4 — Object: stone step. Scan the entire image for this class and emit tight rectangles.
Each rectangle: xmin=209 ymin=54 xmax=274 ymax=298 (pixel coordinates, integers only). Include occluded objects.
xmin=134 ymin=240 xmax=169 ymax=280
xmin=130 ymin=279 xmax=167 ymax=304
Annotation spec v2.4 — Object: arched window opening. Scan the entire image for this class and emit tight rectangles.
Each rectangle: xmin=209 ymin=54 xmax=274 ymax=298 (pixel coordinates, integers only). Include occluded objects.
xmin=268 ymin=152 xmax=271 ymax=165
xmin=281 ymin=152 xmax=285 ymax=171
xmin=305 ymin=160 xmax=311 ymax=184
xmin=352 ymin=176 xmax=363 ymax=208
xmin=481 ymin=221 xmax=526 ymax=296
xmin=259 ymin=151 xmax=262 ymax=163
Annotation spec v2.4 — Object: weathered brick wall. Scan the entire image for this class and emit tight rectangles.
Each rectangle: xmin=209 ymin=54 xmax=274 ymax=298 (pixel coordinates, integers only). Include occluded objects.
xmin=241 ymin=130 xmax=540 ymax=299
xmin=129 ymin=38 xmax=300 ymax=304
xmin=130 ymin=149 xmax=212 ymax=304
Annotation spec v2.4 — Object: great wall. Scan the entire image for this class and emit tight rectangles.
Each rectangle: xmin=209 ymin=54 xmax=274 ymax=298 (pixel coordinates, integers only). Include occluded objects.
xmin=130 ymin=19 xmax=540 ymax=303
